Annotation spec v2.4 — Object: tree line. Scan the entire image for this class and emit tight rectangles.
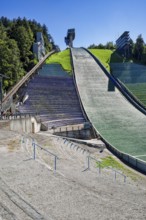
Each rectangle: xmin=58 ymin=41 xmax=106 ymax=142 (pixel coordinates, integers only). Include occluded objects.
xmin=88 ymin=34 xmax=146 ymax=63
xmin=0 ymin=16 xmax=55 ymax=92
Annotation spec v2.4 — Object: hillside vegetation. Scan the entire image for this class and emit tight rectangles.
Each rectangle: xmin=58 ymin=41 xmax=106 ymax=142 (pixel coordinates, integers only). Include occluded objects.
xmin=89 ymin=49 xmax=123 ymax=71
xmin=46 ymin=49 xmax=72 ymax=73
xmin=0 ymin=16 xmax=54 ymax=92
xmin=46 ymin=49 xmax=124 ymax=74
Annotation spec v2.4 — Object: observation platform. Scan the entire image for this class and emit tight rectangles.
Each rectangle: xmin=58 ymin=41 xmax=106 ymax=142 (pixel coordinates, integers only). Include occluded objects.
xmin=65 ymin=29 xmax=75 ymax=48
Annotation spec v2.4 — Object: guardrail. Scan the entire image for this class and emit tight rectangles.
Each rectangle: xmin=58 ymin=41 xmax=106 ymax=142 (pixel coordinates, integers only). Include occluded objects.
xmin=21 ymin=135 xmax=59 ymax=172
xmin=33 ymin=142 xmax=58 ymax=172
xmin=21 ymin=134 xmax=128 ymax=182
xmin=0 ymin=113 xmax=38 ymax=120
xmin=83 ymin=156 xmax=127 ymax=183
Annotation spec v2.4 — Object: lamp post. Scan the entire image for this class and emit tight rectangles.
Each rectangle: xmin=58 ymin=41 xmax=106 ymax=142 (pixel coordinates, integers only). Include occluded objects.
xmin=0 ymin=73 xmax=9 ymax=117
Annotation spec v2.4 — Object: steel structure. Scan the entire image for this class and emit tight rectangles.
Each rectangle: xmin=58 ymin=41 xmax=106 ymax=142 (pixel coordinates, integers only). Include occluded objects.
xmin=65 ymin=29 xmax=75 ymax=47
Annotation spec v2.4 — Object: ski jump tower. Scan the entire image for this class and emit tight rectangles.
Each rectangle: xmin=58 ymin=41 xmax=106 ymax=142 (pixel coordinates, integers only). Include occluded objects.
xmin=65 ymin=29 xmax=75 ymax=48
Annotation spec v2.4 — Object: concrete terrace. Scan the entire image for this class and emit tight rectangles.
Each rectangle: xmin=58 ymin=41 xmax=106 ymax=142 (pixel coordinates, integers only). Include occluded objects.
xmin=0 ymin=129 xmax=146 ymax=220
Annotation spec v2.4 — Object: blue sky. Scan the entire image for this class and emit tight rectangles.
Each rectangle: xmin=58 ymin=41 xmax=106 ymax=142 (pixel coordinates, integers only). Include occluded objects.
xmin=1 ymin=0 xmax=146 ymax=50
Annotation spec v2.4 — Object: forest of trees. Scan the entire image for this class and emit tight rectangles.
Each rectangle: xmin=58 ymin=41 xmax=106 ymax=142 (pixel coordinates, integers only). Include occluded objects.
xmin=1 ymin=16 xmax=146 ymax=94
xmin=0 ymin=16 xmax=55 ymax=92
xmin=88 ymin=35 xmax=146 ymax=63
xmin=88 ymin=41 xmax=116 ymax=50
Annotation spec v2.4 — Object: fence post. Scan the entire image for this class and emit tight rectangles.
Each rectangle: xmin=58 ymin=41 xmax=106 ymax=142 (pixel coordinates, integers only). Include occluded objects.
xmin=25 ymin=138 xmax=28 ymax=149
xmin=21 ymin=136 xmax=24 ymax=148
xmin=99 ymin=162 xmax=101 ymax=174
xmin=22 ymin=136 xmax=25 ymax=143
xmin=87 ymin=156 xmax=90 ymax=170
xmin=33 ymin=142 xmax=36 ymax=160
xmin=54 ymin=156 xmax=57 ymax=172
xmin=115 ymin=171 xmax=117 ymax=181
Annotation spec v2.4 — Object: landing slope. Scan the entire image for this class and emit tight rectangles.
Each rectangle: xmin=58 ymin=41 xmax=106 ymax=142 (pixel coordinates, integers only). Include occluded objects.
xmin=111 ymin=63 xmax=146 ymax=107
xmin=71 ymin=48 xmax=146 ymax=162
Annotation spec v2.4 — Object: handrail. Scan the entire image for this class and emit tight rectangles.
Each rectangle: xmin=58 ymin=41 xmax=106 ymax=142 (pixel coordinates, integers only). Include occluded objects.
xmin=2 ymin=50 xmax=56 ymax=105
xmin=83 ymin=155 xmax=127 ymax=183
xmin=34 ymin=143 xmax=59 ymax=158
xmin=32 ymin=142 xmax=58 ymax=172
xmin=106 ymin=166 xmax=127 ymax=182
xmin=21 ymin=135 xmax=58 ymax=172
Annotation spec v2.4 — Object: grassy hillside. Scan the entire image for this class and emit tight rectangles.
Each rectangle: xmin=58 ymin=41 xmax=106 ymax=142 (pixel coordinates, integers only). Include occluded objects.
xmin=46 ymin=49 xmax=72 ymax=73
xmin=46 ymin=48 xmax=124 ymax=73
xmin=89 ymin=49 xmax=123 ymax=71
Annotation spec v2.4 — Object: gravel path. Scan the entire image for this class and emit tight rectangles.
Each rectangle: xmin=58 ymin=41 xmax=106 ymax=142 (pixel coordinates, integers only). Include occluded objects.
xmin=0 ymin=130 xmax=146 ymax=220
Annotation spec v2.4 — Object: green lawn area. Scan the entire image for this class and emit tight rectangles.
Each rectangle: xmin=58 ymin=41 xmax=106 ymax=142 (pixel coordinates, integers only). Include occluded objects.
xmin=89 ymin=49 xmax=124 ymax=71
xmin=46 ymin=49 xmax=72 ymax=73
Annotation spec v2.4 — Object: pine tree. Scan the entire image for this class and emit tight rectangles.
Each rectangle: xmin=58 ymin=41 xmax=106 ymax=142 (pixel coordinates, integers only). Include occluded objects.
xmin=134 ymin=34 xmax=145 ymax=61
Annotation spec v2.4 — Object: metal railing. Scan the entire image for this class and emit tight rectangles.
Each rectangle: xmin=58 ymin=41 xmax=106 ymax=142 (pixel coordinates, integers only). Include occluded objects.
xmin=83 ymin=156 xmax=127 ymax=183
xmin=0 ymin=112 xmax=38 ymax=120
xmin=21 ymin=135 xmax=59 ymax=172
xmin=21 ymin=135 xmax=127 ymax=182
xmin=32 ymin=142 xmax=58 ymax=172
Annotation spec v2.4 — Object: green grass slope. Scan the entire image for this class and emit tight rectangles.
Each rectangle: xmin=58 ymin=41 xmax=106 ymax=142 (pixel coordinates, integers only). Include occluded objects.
xmin=89 ymin=49 xmax=123 ymax=71
xmin=46 ymin=48 xmax=124 ymax=74
xmin=46 ymin=49 xmax=72 ymax=73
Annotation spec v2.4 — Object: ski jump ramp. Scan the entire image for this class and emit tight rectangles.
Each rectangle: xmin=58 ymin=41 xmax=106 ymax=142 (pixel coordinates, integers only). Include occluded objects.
xmin=71 ymin=48 xmax=146 ymax=173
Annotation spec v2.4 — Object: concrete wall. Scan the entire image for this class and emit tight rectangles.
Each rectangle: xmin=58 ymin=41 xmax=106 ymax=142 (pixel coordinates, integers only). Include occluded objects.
xmin=104 ymin=140 xmax=146 ymax=175
xmin=54 ymin=126 xmax=95 ymax=140
xmin=10 ymin=116 xmax=41 ymax=133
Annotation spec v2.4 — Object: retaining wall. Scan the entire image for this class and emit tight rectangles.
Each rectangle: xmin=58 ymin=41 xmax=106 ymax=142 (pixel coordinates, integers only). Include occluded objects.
xmin=10 ymin=116 xmax=41 ymax=133
xmin=104 ymin=140 xmax=146 ymax=174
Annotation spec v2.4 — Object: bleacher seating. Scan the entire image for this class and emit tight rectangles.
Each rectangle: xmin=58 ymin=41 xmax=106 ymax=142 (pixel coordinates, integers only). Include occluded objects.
xmin=18 ymin=64 xmax=86 ymax=129
xmin=111 ymin=63 xmax=146 ymax=106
